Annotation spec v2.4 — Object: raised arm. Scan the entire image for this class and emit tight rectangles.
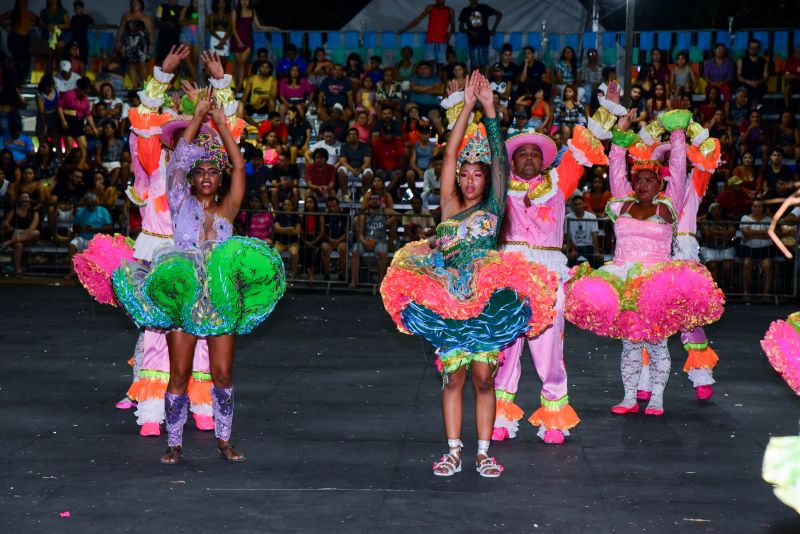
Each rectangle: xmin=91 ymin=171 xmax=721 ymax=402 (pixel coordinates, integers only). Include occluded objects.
xmin=474 ymin=73 xmax=506 ymax=219
xmin=664 ymin=128 xmax=687 ymax=213
xmin=399 ymin=5 xmax=431 ymax=32
xmin=210 ymin=104 xmax=246 ymax=218
xmin=441 ymin=75 xmax=478 ymax=216
xmin=608 ymin=109 xmax=637 ymax=199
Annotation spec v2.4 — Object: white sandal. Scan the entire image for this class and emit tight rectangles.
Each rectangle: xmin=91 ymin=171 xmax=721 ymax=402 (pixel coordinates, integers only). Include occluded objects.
xmin=476 ymin=439 xmax=503 ymax=478
xmin=433 ymin=439 xmax=462 ymax=477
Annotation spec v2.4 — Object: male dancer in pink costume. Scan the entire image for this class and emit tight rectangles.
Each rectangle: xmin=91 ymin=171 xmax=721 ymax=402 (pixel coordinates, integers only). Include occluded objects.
xmin=123 ymin=47 xmax=242 ymax=436
xmin=492 ymin=85 xmax=625 ymax=444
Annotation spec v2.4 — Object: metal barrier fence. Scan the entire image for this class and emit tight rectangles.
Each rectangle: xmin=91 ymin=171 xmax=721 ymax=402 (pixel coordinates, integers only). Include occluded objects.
xmin=565 ymin=216 xmax=799 ymax=301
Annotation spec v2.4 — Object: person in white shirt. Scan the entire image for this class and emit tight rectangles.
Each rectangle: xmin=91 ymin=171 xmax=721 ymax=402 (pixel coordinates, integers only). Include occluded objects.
xmin=54 ymin=60 xmax=81 ymax=93
xmin=306 ymin=127 xmax=341 ymax=166
xmin=566 ymin=195 xmax=601 ymax=267
xmin=421 ymin=153 xmax=442 ymax=211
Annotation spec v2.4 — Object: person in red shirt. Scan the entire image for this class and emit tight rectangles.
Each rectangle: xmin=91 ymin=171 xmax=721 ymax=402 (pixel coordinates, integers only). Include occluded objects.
xmin=783 ymin=46 xmax=800 ymax=108
xmin=257 ymin=111 xmax=288 ymax=143
xmin=716 ymin=176 xmax=753 ymax=220
xmin=305 ymin=148 xmax=336 ymax=203
xmin=398 ymin=0 xmax=455 ymax=67
xmin=371 ymin=124 xmax=408 ymax=198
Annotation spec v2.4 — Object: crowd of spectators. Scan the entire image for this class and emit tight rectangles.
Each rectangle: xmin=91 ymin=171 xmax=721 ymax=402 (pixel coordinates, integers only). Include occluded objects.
xmin=0 ymin=1 xmax=799 ymax=295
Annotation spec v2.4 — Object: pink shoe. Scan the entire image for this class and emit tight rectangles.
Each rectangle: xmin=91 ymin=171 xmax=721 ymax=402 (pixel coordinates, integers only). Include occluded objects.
xmin=636 ymin=390 xmax=652 ymax=401
xmin=695 ymin=385 xmax=714 ymax=400
xmin=140 ymin=422 xmax=161 ymax=437
xmin=115 ymin=398 xmax=137 ymax=410
xmin=542 ymin=429 xmax=565 ymax=445
xmin=491 ymin=427 xmax=509 ymax=441
xmin=193 ymin=413 xmax=214 ymax=431
xmin=610 ymin=403 xmax=639 ymax=415
xmin=644 ymin=407 xmax=664 ymax=416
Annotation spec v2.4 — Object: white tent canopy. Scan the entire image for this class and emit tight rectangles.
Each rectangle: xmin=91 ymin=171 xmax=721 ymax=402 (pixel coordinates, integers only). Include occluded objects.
xmin=341 ymin=0 xmax=597 ymax=33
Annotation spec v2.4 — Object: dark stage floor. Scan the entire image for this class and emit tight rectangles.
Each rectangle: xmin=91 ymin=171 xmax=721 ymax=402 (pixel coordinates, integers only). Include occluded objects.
xmin=1 ymin=284 xmax=799 ymax=533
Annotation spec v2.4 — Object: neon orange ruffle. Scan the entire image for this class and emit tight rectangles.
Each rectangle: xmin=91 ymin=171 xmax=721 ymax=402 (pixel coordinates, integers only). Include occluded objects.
xmin=127 ymin=377 xmax=167 ymax=402
xmin=496 ymin=399 xmax=524 ymax=422
xmin=682 ymin=346 xmax=719 ymax=372
xmin=571 ymin=125 xmax=609 ymax=166
xmin=381 ymin=244 xmax=558 ymax=337
xmin=528 ymin=403 xmax=580 ymax=431
xmin=188 ymin=376 xmax=213 ymax=405
xmin=641 ymin=347 xmax=649 ymax=366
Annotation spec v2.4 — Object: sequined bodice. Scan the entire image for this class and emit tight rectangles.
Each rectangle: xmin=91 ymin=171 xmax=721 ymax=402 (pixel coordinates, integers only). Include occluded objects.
xmin=436 ymin=208 xmax=499 ymax=271
xmin=613 ymin=215 xmax=672 ymax=265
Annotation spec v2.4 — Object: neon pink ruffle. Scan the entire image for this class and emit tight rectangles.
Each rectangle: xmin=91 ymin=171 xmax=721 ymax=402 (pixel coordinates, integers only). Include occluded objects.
xmin=761 ymin=317 xmax=800 ymax=395
xmin=380 ymin=243 xmax=558 ymax=338
xmin=565 ymin=261 xmax=724 ymax=343
xmin=73 ymin=234 xmax=136 ymax=306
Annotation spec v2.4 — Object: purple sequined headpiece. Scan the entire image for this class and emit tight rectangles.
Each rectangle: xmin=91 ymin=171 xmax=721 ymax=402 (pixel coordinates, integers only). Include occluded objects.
xmin=190 ymin=132 xmax=229 ymax=172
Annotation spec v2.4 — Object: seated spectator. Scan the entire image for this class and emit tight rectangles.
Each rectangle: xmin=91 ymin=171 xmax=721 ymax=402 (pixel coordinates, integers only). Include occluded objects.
xmin=738 ymin=109 xmax=768 ymax=162
xmin=584 ymin=168 xmax=611 ymax=215
xmin=716 ymin=175 xmax=752 ymax=220
xmin=306 ymin=127 xmax=342 ymax=166
xmin=553 ymin=84 xmax=587 ymax=128
xmin=307 ymin=47 xmax=333 ymax=87
xmin=774 ymin=110 xmax=800 ymax=163
xmin=703 ymin=43 xmax=735 ymax=102
xmin=597 ymin=66 xmax=617 ymax=97
xmin=97 ymin=83 xmax=124 ymax=121
xmin=69 ymin=192 xmax=113 ymax=273
xmin=318 ymin=64 xmax=354 ymax=121
xmin=355 ymin=76 xmax=377 ymax=122
xmin=507 ymin=110 xmax=529 ymax=136
xmin=394 ymin=46 xmax=416 ymax=83
xmin=261 ymin=131 xmax=287 ymax=167
xmin=646 ymin=82 xmax=670 ymax=120
xmin=344 ymin=52 xmax=365 ymax=88
xmin=305 ymin=148 xmax=336 ymax=204
xmin=365 ymin=55 xmax=384 ymax=85
xmin=1 ymin=192 xmax=40 ymax=275
xmin=554 ymin=46 xmax=580 ymax=99
xmin=579 ymin=48 xmax=604 ymax=103
xmin=321 ymin=196 xmax=347 ymax=281
xmin=401 ymin=195 xmax=435 ymax=242
xmin=285 ymin=107 xmax=311 ymax=164
xmin=647 ymin=48 xmax=671 ymax=93
xmin=350 ymin=191 xmax=392 ymax=288
xmin=699 ymin=203 xmax=736 ymax=289
xmin=740 ymin=199 xmax=774 ymax=297
xmin=12 ymin=166 xmax=44 ymax=208
xmin=422 ymin=153 xmax=442 ymax=211
xmin=447 ymin=62 xmax=468 ymax=93
xmin=338 ymin=127 xmax=373 ymax=195
xmin=762 ymin=148 xmax=797 ymax=194
xmin=402 ymin=104 xmax=425 ymax=146
xmin=566 ymin=196 xmax=602 ymax=268
xmin=733 ymin=152 xmax=762 ymax=198
xmin=58 ymin=77 xmax=96 ymax=167
xmin=669 ymin=51 xmax=695 ymax=100
xmin=257 ymin=111 xmax=288 ymax=145
xmin=91 ymin=171 xmax=118 ymax=209
xmin=51 ymin=167 xmax=87 ymax=205
xmin=408 ymin=62 xmax=443 ymax=122
xmin=372 ymin=107 xmax=402 ymax=143
xmin=244 ymin=61 xmax=277 ymax=116
xmin=488 ymin=63 xmax=511 ymax=108
xmin=351 ymin=111 xmax=372 ymax=144
xmin=323 ymin=103 xmax=349 ymax=142
xmin=276 ymin=43 xmax=308 ymax=78
xmin=782 ymin=46 xmax=800 ymax=108
xmin=236 ymin=195 xmax=275 ymax=245
xmin=33 ymin=142 xmax=59 ymax=183
xmin=376 ymin=68 xmax=403 ymax=117
xmin=623 ymin=84 xmax=648 ymax=131
xmin=272 ymin=197 xmax=301 ymax=279
xmin=727 ymin=87 xmax=752 ymax=129
xmin=54 ymin=60 xmax=80 ymax=93
xmin=300 ymin=194 xmax=323 ymax=283
xmin=250 ymin=48 xmax=270 ymax=76
xmin=270 ymin=154 xmax=300 ymax=209
xmin=0 ymin=150 xmax=21 ymax=184
xmin=245 ymin=151 xmax=272 ymax=198
xmin=0 ymin=121 xmax=35 ymax=165
xmin=736 ymin=38 xmax=768 ymax=104
xmin=94 ymin=120 xmax=124 ymax=183
xmin=93 ymin=51 xmax=126 ymax=95
xmin=698 ymin=86 xmax=724 ymax=125
xmin=372 ymin=124 xmax=407 ymax=199
xmin=519 ymin=45 xmax=549 ymax=96
xmin=278 ymin=64 xmax=313 ymax=120
xmin=405 ymin=123 xmax=436 ymax=195
xmin=764 ymin=177 xmax=797 ymax=209
xmin=515 ymin=86 xmax=552 ymax=133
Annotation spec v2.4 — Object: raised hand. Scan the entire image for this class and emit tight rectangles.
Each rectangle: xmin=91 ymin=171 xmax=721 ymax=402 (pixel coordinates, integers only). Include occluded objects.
xmin=474 ymin=72 xmax=494 ymax=110
xmin=181 ymin=80 xmax=201 ymax=102
xmin=463 ymin=74 xmax=478 ymax=109
xmin=201 ymin=50 xmax=225 ymax=80
xmin=161 ymin=44 xmax=190 ymax=74
xmin=616 ymin=109 xmax=636 ymax=131
xmin=208 ymin=101 xmax=227 ymax=127
xmin=446 ymin=79 xmax=459 ymax=97
xmin=195 ymin=87 xmax=214 ymax=118
xmin=605 ymin=80 xmax=620 ymax=104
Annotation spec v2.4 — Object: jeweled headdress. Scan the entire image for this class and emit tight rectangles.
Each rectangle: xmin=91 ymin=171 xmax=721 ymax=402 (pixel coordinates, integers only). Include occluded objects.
xmin=631 ymin=159 xmax=662 ymax=175
xmin=190 ymin=132 xmax=229 ymax=172
xmin=456 ymin=123 xmax=491 ymax=172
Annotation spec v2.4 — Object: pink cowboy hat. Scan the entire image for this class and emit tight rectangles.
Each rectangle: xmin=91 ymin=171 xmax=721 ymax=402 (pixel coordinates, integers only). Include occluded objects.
xmin=160 ymin=115 xmax=217 ymax=150
xmin=505 ymin=130 xmax=558 ymax=169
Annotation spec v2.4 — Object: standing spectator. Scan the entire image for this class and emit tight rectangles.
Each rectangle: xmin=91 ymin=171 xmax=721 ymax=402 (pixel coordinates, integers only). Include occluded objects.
xmin=349 ymin=191 xmax=391 ymax=287
xmin=244 ymin=61 xmax=277 ymax=116
xmin=154 ymin=0 xmax=182 ymax=63
xmin=115 ymin=0 xmax=153 ymax=89
xmin=372 ymin=124 xmax=407 ymax=198
xmin=566 ymin=196 xmax=601 ymax=268
xmin=669 ymin=51 xmax=695 ymax=100
xmin=398 ymin=0 xmax=455 ymax=69
xmin=94 ymin=119 xmax=125 ymax=182
xmin=237 ymin=193 xmax=274 ymax=244
xmin=646 ymin=82 xmax=670 ymax=119
xmin=579 ymin=48 xmax=603 ymax=103
xmin=39 ymin=0 xmax=70 ymax=64
xmin=58 ymin=77 xmax=96 ymax=167
xmin=285 ymin=106 xmax=311 ymax=164
xmin=376 ymin=69 xmax=403 ymax=117
xmin=300 ymin=194 xmax=323 ymax=283
xmin=1 ymin=121 xmax=35 ymax=165
xmin=365 ymin=55 xmax=384 ymax=85
xmin=208 ymin=0 xmax=232 ymax=61
xmin=277 ymin=43 xmax=309 ymax=78
xmin=306 ymin=127 xmax=341 ymax=166
xmin=519 ymin=45 xmax=549 ymax=95
xmin=269 ymin=154 xmax=300 ymax=209
xmin=278 ymin=65 xmax=313 ymax=119
xmin=773 ymin=110 xmax=800 ymax=163
xmin=69 ymin=1 xmax=94 ymax=64
xmin=307 ymin=47 xmax=333 ymax=87
xmin=408 ymin=62 xmax=444 ymax=121
xmin=555 ymin=46 xmax=580 ymax=100
xmin=716 ymin=176 xmax=752 ymax=220
xmin=0 ymin=192 xmax=40 ymax=275
xmin=54 ymin=60 xmax=80 ymax=93
xmin=740 ymin=199 xmax=774 ymax=297
xmin=338 ymin=127 xmax=373 ymax=195
xmin=553 ymin=85 xmax=587 ymax=128
xmin=272 ymin=197 xmax=301 ymax=279
xmin=318 ymin=64 xmax=354 ymax=121
xmin=178 ymin=0 xmax=201 ymax=80
xmin=393 ymin=46 xmax=416 ymax=83
xmin=321 ymin=196 xmax=347 ymax=281
xmin=231 ymin=1 xmax=275 ymax=92
xmin=583 ymin=168 xmax=611 ymax=215
xmin=703 ymin=43 xmax=735 ymax=102
xmin=305 ymin=148 xmax=336 ymax=204
xmin=699 ymin=203 xmax=736 ymax=289
xmin=762 ymin=148 xmax=797 ymax=195
xmin=422 ymin=153 xmax=442 ymax=210
xmin=737 ymin=39 xmax=768 ymax=104
xmin=458 ymin=0 xmax=501 ymax=73
xmin=0 ymin=1 xmax=38 ymax=83
xmin=782 ymin=46 xmax=800 ymax=109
